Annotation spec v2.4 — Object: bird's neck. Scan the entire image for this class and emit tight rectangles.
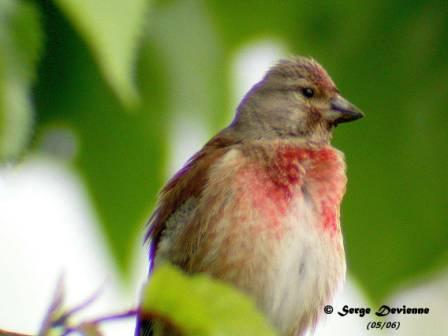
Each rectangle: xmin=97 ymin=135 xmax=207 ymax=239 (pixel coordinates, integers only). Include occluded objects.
xmin=222 ymin=122 xmax=332 ymax=147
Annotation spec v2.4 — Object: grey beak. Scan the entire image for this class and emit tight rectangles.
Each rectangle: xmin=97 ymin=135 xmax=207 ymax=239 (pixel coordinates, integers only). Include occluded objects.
xmin=330 ymin=95 xmax=364 ymax=125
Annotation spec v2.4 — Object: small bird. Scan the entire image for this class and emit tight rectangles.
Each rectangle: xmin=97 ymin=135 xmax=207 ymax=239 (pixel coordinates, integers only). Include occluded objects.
xmin=139 ymin=57 xmax=363 ymax=336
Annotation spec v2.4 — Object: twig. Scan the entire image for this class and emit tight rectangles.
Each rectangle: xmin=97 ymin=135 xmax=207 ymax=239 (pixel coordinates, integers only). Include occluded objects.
xmin=61 ymin=309 xmax=138 ymax=336
xmin=52 ymin=282 xmax=106 ymax=327
xmin=60 ymin=308 xmax=183 ymax=336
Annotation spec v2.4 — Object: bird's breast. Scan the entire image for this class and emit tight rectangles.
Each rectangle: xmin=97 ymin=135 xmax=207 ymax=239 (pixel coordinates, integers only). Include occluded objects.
xmin=235 ymin=144 xmax=347 ymax=239
xmin=219 ymin=144 xmax=347 ymax=335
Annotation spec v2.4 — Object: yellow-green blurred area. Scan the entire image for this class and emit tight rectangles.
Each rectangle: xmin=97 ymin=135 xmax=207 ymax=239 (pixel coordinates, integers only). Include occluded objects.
xmin=1 ymin=0 xmax=447 ymax=330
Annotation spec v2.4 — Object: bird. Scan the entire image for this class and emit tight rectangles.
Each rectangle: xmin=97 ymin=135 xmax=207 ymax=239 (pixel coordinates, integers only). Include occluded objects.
xmin=137 ymin=56 xmax=363 ymax=336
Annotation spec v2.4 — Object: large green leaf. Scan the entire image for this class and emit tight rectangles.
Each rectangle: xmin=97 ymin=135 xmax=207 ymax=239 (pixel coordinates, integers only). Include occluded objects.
xmin=34 ymin=2 xmax=167 ymax=274
xmin=0 ymin=0 xmax=42 ymax=161
xmin=142 ymin=264 xmax=277 ymax=336
xmin=52 ymin=0 xmax=151 ymax=107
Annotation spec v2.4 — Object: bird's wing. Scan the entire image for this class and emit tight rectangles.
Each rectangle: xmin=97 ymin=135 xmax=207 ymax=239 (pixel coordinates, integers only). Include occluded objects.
xmin=144 ymin=133 xmax=238 ymax=271
xmin=137 ymin=134 xmax=238 ymax=336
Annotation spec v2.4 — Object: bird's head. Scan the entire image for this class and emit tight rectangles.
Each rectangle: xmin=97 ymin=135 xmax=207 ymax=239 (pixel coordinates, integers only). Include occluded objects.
xmin=231 ymin=57 xmax=364 ymax=144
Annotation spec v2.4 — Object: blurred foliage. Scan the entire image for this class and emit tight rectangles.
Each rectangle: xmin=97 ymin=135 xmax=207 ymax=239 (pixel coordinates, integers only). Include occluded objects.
xmin=0 ymin=0 xmax=42 ymax=160
xmin=0 ymin=0 xmax=446 ymax=308
xmin=34 ymin=0 xmax=167 ymax=274
xmin=142 ymin=263 xmax=277 ymax=336
xmin=52 ymin=0 xmax=150 ymax=106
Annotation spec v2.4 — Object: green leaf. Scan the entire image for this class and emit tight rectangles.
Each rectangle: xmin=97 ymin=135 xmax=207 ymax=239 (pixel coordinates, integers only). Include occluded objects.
xmin=34 ymin=2 xmax=168 ymax=275
xmin=0 ymin=0 xmax=43 ymax=161
xmin=52 ymin=0 xmax=151 ymax=107
xmin=142 ymin=264 xmax=277 ymax=336
xmin=34 ymin=0 xmax=228 ymax=275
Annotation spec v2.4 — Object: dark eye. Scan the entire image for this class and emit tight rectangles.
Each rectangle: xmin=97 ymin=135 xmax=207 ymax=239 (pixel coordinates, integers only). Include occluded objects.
xmin=301 ymin=87 xmax=315 ymax=98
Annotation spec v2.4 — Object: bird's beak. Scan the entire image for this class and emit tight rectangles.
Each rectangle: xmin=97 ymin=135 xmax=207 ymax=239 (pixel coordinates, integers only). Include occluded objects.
xmin=326 ymin=95 xmax=364 ymax=125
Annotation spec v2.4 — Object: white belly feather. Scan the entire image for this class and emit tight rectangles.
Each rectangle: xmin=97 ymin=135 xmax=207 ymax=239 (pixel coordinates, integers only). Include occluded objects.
xmin=263 ymin=193 xmax=346 ymax=335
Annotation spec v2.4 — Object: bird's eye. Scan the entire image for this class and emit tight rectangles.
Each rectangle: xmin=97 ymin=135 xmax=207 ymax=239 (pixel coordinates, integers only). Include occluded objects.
xmin=301 ymin=87 xmax=315 ymax=98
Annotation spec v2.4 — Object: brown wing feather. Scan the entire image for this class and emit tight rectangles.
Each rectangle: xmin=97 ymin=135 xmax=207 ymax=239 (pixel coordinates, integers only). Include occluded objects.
xmin=145 ymin=132 xmax=239 ymax=270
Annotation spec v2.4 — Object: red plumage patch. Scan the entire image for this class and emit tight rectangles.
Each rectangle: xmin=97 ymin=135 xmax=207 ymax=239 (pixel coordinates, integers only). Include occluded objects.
xmin=239 ymin=144 xmax=345 ymax=236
